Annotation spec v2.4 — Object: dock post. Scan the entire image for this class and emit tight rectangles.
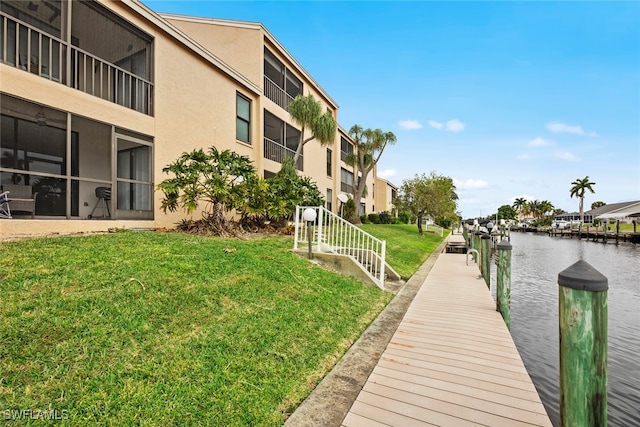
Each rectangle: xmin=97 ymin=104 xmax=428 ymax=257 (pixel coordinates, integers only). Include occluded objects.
xmin=496 ymin=240 xmax=512 ymax=329
xmin=558 ymin=260 xmax=608 ymax=427
xmin=481 ymin=234 xmax=491 ymax=287
xmin=473 ymin=231 xmax=481 ymax=263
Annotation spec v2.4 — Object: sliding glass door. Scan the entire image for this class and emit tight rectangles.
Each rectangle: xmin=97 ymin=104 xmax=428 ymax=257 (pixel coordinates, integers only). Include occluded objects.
xmin=116 ymin=135 xmax=152 ymax=218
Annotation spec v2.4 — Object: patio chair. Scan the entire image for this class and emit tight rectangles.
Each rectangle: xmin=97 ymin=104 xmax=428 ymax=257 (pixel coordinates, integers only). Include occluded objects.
xmin=1 ymin=184 xmax=37 ymax=218
xmin=0 ymin=191 xmax=11 ymax=219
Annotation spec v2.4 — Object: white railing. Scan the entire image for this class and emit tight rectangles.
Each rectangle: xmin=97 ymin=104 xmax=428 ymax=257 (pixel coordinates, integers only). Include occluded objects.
xmin=0 ymin=13 xmax=153 ymax=115
xmin=263 ymin=137 xmax=303 ymax=170
xmin=294 ymin=206 xmax=387 ymax=289
xmin=264 ymin=76 xmax=294 ymax=110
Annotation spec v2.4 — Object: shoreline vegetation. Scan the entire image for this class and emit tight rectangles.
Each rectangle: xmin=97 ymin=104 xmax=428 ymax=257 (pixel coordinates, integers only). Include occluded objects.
xmin=0 ymin=225 xmax=444 ymax=425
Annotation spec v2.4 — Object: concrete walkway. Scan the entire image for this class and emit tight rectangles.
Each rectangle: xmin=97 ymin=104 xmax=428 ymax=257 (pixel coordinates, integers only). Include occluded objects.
xmin=286 ymin=233 xmax=551 ymax=427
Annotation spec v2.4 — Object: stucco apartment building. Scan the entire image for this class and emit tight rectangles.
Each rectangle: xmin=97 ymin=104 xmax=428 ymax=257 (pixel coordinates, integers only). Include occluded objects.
xmin=0 ymin=0 xmax=397 ymax=238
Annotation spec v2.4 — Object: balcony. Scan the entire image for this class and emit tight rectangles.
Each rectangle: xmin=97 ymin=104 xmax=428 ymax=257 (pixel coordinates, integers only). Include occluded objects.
xmin=0 ymin=11 xmax=153 ymax=115
xmin=264 ymin=137 xmax=303 ymax=171
xmin=264 ymin=76 xmax=294 ymax=111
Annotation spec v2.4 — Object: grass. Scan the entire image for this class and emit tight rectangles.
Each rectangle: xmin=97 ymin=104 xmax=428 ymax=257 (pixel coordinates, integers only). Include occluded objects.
xmin=359 ymin=223 xmax=447 ymax=279
xmin=0 ymin=231 xmax=393 ymax=426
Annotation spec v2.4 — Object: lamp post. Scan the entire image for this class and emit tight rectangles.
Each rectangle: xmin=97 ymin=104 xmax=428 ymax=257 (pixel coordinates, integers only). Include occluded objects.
xmin=302 ymin=208 xmax=317 ymax=259
xmin=486 ymin=221 xmax=494 ymax=250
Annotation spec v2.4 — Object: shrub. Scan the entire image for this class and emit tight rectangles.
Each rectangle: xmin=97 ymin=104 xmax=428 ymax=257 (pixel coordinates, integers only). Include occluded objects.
xmin=398 ymin=211 xmax=411 ymax=224
xmin=378 ymin=211 xmax=392 ymax=224
xmin=360 ymin=215 xmax=369 ymax=224
xmin=368 ymin=213 xmax=380 ymax=224
xmin=342 ymin=198 xmax=356 ymax=222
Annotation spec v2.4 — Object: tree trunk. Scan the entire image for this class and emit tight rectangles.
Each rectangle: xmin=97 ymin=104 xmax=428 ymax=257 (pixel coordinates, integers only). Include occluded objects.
xmin=417 ymin=213 xmax=423 ymax=235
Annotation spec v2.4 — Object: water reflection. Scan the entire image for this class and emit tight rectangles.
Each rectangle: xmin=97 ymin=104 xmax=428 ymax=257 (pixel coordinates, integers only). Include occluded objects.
xmin=490 ymin=232 xmax=640 ymax=427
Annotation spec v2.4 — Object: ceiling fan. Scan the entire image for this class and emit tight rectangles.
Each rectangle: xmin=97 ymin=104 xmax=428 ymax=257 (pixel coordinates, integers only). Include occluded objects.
xmin=34 ymin=107 xmax=66 ymax=126
xmin=2 ymin=106 xmax=66 ymax=126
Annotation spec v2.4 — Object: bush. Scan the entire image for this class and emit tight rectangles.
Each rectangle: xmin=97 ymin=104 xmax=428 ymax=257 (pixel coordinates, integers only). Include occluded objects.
xmin=359 ymin=215 xmax=369 ymax=224
xmin=342 ymin=198 xmax=356 ymax=222
xmin=398 ymin=211 xmax=411 ymax=224
xmin=378 ymin=211 xmax=392 ymax=224
xmin=368 ymin=213 xmax=380 ymax=224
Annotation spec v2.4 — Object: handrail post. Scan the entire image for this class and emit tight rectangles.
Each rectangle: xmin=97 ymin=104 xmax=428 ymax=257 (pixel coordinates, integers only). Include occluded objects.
xmin=558 ymin=260 xmax=608 ymax=427
xmin=317 ymin=207 xmax=323 ymax=252
xmin=293 ymin=205 xmax=300 ymax=250
xmin=380 ymin=240 xmax=386 ymax=289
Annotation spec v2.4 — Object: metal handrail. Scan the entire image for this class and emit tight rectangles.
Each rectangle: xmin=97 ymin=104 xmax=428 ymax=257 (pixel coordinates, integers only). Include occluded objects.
xmin=263 ymin=137 xmax=303 ymax=170
xmin=294 ymin=206 xmax=387 ymax=289
xmin=264 ymin=76 xmax=294 ymax=110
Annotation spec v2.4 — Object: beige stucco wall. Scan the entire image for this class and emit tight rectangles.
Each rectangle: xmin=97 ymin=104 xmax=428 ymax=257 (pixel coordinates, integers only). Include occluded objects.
xmin=375 ymin=177 xmax=398 ymax=214
xmin=163 ymin=16 xmax=263 ymax=87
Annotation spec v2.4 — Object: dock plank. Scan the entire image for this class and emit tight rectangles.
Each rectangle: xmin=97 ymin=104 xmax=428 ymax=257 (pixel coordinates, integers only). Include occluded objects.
xmin=342 ymin=235 xmax=552 ymax=426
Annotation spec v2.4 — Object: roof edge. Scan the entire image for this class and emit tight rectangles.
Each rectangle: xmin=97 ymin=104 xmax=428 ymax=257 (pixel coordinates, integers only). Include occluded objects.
xmin=123 ymin=0 xmax=261 ymax=95
xmin=157 ymin=10 xmax=339 ymax=110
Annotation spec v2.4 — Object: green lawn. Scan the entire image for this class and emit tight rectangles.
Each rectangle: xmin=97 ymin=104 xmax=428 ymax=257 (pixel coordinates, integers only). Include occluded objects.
xmin=0 ymin=231 xmax=392 ymax=426
xmin=359 ymin=223 xmax=448 ymax=279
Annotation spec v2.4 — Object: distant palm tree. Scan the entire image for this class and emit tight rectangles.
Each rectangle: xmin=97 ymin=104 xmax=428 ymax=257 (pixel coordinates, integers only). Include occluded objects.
xmin=539 ymin=200 xmax=554 ymax=220
xmin=287 ymin=94 xmax=336 ymax=166
xmin=513 ymin=197 xmax=528 ymax=221
xmin=570 ymin=176 xmax=596 ymax=223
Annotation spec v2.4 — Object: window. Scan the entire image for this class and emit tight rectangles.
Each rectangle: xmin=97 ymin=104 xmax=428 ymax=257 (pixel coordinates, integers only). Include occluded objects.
xmin=326 ymin=148 xmax=332 ymax=177
xmin=341 ymin=168 xmax=354 ymax=194
xmin=326 ymin=189 xmax=333 ymax=212
xmin=236 ymin=93 xmax=251 ymax=143
xmin=341 ymin=137 xmax=354 ymax=162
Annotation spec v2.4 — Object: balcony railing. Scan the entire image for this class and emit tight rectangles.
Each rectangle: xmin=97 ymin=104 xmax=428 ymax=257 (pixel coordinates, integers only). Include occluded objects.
xmin=264 ymin=137 xmax=303 ymax=171
xmin=264 ymin=76 xmax=294 ymax=111
xmin=0 ymin=13 xmax=153 ymax=115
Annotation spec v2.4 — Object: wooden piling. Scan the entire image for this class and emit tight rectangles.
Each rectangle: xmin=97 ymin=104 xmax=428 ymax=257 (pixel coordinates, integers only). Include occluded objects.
xmin=496 ymin=240 xmax=512 ymax=330
xmin=481 ymin=234 xmax=491 ymax=287
xmin=558 ymin=260 xmax=608 ymax=427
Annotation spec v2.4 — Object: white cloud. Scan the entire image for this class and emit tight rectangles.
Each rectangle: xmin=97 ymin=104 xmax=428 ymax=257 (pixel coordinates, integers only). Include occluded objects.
xmin=428 ymin=119 xmax=465 ymax=132
xmin=445 ymin=119 xmax=465 ymax=132
xmin=454 ymin=178 xmax=489 ymax=189
xmin=554 ymin=151 xmax=580 ymax=161
xmin=398 ymin=119 xmax=423 ymax=130
xmin=377 ymin=169 xmax=397 ymax=178
xmin=528 ymin=137 xmax=553 ymax=147
xmin=546 ymin=122 xmax=597 ymax=137
xmin=517 ymin=154 xmax=531 ymax=160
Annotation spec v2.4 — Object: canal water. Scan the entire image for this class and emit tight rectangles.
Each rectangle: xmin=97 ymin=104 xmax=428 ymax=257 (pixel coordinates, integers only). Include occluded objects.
xmin=490 ymin=232 xmax=640 ymax=426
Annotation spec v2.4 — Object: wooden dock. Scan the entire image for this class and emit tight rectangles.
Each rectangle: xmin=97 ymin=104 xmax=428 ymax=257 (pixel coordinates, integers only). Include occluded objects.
xmin=548 ymin=228 xmax=640 ymax=243
xmin=342 ymin=235 xmax=552 ymax=427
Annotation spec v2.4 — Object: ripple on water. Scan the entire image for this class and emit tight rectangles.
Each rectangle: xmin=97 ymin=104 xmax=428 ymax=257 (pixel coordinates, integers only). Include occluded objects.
xmin=502 ymin=233 xmax=640 ymax=427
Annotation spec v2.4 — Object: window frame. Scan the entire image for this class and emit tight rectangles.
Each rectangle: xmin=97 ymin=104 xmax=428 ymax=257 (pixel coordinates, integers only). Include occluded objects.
xmin=236 ymin=92 xmax=251 ymax=144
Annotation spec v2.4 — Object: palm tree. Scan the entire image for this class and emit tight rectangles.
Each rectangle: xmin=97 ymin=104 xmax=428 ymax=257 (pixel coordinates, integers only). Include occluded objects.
xmin=539 ymin=200 xmax=554 ymax=221
xmin=513 ymin=197 xmax=527 ymax=221
xmin=287 ymin=94 xmax=337 ymax=166
xmin=345 ymin=125 xmax=396 ymax=223
xmin=570 ymin=176 xmax=596 ymax=223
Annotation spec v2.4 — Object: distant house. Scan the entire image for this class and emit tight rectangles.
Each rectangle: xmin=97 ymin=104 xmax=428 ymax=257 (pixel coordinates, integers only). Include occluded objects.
xmin=555 ymin=201 xmax=640 ymax=223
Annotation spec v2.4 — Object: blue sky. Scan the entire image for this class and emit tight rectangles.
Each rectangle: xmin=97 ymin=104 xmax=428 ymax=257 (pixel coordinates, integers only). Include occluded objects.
xmin=143 ymin=0 xmax=640 ymax=219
